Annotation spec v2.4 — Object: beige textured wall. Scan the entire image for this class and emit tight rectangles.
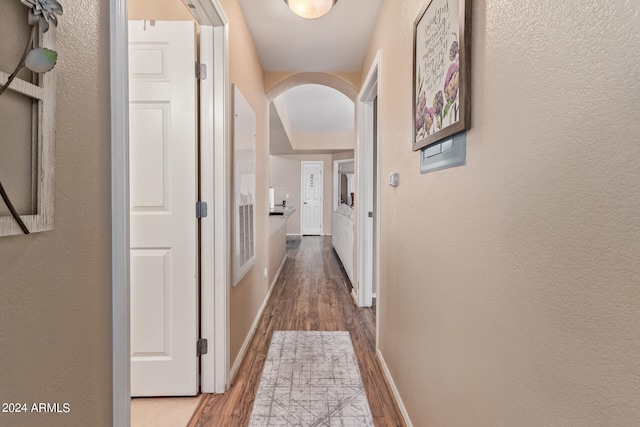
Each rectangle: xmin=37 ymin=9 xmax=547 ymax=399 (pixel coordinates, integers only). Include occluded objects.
xmin=363 ymin=1 xmax=640 ymax=426
xmin=332 ymin=151 xmax=355 ymax=162
xmin=268 ymin=216 xmax=287 ymax=286
xmin=0 ymin=1 xmax=112 ymax=426
xmin=222 ymin=0 xmax=271 ymax=366
xmin=129 ymin=0 xmax=193 ymax=20
xmin=270 ymin=154 xmax=335 ymax=235
xmin=289 ymin=131 xmax=354 ymax=151
xmin=269 ymin=155 xmax=302 ymax=235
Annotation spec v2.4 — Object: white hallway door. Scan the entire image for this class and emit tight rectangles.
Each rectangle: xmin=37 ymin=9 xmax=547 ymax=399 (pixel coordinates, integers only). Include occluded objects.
xmin=301 ymin=161 xmax=323 ymax=235
xmin=129 ymin=21 xmax=199 ymax=396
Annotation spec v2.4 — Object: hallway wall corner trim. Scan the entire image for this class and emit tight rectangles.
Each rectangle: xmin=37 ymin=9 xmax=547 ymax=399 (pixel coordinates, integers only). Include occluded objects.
xmin=377 ymin=349 xmax=413 ymax=427
xmin=111 ymin=0 xmax=130 ymax=425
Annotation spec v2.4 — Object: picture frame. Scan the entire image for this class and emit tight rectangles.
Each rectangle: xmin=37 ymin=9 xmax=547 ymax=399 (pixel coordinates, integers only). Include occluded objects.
xmin=0 ymin=14 xmax=56 ymax=236
xmin=413 ymin=0 xmax=471 ymax=151
xmin=231 ymin=84 xmax=257 ymax=286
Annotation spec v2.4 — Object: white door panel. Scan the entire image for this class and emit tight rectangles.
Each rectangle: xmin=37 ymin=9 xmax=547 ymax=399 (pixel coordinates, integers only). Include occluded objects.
xmin=301 ymin=162 xmax=323 ymax=235
xmin=129 ymin=20 xmax=198 ymax=397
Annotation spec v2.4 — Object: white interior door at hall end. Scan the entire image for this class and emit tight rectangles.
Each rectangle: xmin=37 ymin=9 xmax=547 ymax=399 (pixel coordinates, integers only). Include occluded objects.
xmin=301 ymin=161 xmax=323 ymax=235
xmin=129 ymin=20 xmax=198 ymax=397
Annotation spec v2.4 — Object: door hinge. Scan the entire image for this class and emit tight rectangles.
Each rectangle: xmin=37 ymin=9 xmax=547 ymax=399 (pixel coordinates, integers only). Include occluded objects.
xmin=196 ymin=63 xmax=207 ymax=80
xmin=197 ymin=338 xmax=208 ymax=356
xmin=196 ymin=201 xmax=208 ymax=218
xmin=368 ymin=211 xmax=373 ymax=218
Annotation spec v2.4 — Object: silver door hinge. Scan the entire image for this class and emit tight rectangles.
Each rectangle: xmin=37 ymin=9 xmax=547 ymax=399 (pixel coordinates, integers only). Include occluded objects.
xmin=196 ymin=201 xmax=208 ymax=218
xmin=196 ymin=63 xmax=207 ymax=80
xmin=197 ymin=338 xmax=208 ymax=356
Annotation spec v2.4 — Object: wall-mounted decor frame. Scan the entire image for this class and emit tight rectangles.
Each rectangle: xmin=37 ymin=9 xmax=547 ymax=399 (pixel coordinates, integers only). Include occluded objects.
xmin=413 ymin=0 xmax=471 ymax=151
xmin=0 ymin=18 xmax=56 ymax=236
xmin=232 ymin=84 xmax=256 ymax=286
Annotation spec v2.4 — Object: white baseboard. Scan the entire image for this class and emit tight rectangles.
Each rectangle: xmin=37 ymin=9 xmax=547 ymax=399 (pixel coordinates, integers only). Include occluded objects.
xmin=229 ymin=255 xmax=286 ymax=381
xmin=270 ymin=255 xmax=287 ymax=290
xmin=376 ymin=349 xmax=413 ymax=427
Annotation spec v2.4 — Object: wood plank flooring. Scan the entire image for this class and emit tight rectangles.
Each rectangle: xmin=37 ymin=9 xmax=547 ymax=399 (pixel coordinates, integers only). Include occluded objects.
xmin=188 ymin=236 xmax=405 ymax=427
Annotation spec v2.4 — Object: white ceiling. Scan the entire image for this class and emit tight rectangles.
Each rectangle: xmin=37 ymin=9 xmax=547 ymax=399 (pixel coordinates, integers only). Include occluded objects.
xmin=237 ymin=0 xmax=384 ymax=72
xmin=270 ymin=84 xmax=354 ymax=155
xmin=269 ymin=103 xmax=350 ymax=155
xmin=278 ymin=84 xmax=354 ymax=132
xmin=237 ymin=0 xmax=382 ymax=154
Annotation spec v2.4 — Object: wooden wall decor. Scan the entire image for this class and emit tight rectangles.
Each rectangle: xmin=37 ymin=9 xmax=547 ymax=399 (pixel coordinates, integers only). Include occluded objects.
xmin=0 ymin=8 xmax=57 ymax=236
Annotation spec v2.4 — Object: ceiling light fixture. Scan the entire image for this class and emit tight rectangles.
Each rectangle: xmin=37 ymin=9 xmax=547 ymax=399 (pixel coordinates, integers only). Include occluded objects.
xmin=284 ymin=0 xmax=337 ymax=19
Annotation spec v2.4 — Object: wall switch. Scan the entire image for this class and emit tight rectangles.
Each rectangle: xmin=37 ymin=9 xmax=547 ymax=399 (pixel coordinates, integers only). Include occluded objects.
xmin=425 ymin=144 xmax=442 ymax=158
xmin=441 ymin=138 xmax=454 ymax=152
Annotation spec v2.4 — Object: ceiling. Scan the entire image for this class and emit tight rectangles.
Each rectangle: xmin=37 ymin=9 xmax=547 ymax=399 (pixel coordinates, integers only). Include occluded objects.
xmin=237 ymin=0 xmax=383 ymax=155
xmin=237 ymin=0 xmax=384 ymax=72
xmin=279 ymin=84 xmax=353 ymax=132
xmin=270 ymin=85 xmax=354 ymax=155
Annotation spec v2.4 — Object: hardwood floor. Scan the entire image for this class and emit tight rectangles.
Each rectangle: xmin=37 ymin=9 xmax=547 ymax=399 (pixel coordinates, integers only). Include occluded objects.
xmin=188 ymin=236 xmax=405 ymax=427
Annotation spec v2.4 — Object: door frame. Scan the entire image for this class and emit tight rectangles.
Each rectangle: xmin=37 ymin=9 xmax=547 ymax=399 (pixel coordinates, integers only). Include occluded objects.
xmin=300 ymin=161 xmax=324 ymax=235
xmin=110 ymin=0 xmax=230 ymax=424
xmin=357 ymin=51 xmax=381 ymax=321
xmin=197 ymin=4 xmax=231 ymax=395
xmin=333 ymin=159 xmax=354 ymax=210
xmin=129 ymin=19 xmax=199 ymax=397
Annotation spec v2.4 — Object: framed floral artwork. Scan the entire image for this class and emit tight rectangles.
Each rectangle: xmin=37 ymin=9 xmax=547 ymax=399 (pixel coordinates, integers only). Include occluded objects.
xmin=413 ymin=0 xmax=471 ymax=151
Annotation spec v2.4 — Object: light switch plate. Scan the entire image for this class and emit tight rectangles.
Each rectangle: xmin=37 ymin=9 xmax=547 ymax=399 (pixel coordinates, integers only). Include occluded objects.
xmin=441 ymin=138 xmax=454 ymax=152
xmin=389 ymin=172 xmax=399 ymax=187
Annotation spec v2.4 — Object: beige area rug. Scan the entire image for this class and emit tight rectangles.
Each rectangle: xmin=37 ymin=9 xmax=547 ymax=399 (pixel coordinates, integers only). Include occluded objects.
xmin=249 ymin=331 xmax=374 ymax=426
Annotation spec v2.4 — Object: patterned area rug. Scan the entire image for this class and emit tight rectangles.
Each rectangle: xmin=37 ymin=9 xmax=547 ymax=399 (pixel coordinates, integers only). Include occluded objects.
xmin=249 ymin=331 xmax=374 ymax=426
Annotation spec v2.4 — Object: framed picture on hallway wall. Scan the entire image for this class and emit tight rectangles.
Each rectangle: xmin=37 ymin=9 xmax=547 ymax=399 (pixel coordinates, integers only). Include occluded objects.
xmin=413 ymin=0 xmax=471 ymax=151
xmin=0 ymin=2 xmax=57 ymax=236
xmin=232 ymin=84 xmax=257 ymax=286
